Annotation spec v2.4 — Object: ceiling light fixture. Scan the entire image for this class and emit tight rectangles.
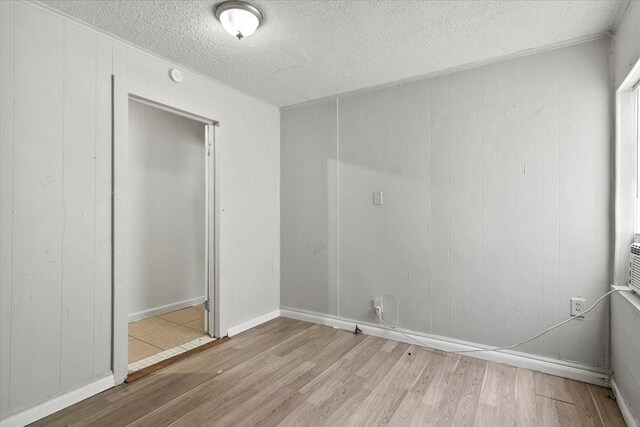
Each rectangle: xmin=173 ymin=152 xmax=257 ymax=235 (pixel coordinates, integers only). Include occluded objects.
xmin=215 ymin=1 xmax=263 ymax=40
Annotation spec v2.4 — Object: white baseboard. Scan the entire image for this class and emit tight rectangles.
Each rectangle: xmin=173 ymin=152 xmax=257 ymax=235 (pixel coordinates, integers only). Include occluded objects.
xmin=0 ymin=375 xmax=115 ymax=427
xmin=280 ymin=307 xmax=611 ymax=387
xmin=128 ymin=296 xmax=206 ymax=322
xmin=611 ymin=378 xmax=639 ymax=427
xmin=227 ymin=309 xmax=281 ymax=337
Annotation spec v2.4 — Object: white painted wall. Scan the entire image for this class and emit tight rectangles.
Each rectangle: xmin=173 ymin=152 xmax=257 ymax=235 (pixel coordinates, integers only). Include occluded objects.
xmin=613 ymin=0 xmax=640 ymax=90
xmin=281 ymin=38 xmax=612 ymax=369
xmin=611 ymin=2 xmax=640 ymax=423
xmin=611 ymin=291 xmax=640 ymax=425
xmin=281 ymin=101 xmax=339 ymax=315
xmin=127 ymin=101 xmax=206 ymax=318
xmin=0 ymin=0 xmax=279 ymax=421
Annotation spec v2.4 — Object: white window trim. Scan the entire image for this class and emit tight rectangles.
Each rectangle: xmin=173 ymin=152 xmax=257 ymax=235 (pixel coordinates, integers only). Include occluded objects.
xmin=614 ymin=58 xmax=640 ymax=286
xmin=634 ymin=85 xmax=640 ymax=240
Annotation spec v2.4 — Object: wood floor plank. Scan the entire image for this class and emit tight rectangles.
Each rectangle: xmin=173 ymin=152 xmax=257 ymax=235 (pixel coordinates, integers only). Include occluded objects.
xmin=474 ymin=403 xmax=498 ymax=426
xmin=567 ymin=378 xmax=603 ymax=427
xmin=140 ymin=331 xmax=326 ymax=426
xmin=170 ymin=361 xmax=316 ymax=426
xmin=534 ymin=371 xmax=574 ymax=403
xmin=423 ymin=352 xmax=460 ymax=407
xmin=102 ymin=322 xmax=314 ymax=426
xmin=346 ymin=383 xmax=408 ymax=426
xmin=436 ymin=357 xmax=487 ymax=426
xmin=389 ymin=346 xmax=435 ymax=391
xmin=35 ymin=318 xmax=310 ymax=426
xmin=128 ymin=353 xmax=284 ymax=426
xmin=589 ymin=384 xmax=626 ymax=427
xmin=477 ymin=362 xmax=517 ymax=426
xmin=450 ymin=358 xmax=487 ymax=426
xmin=277 ymin=400 xmax=318 ymax=427
xmin=515 ymin=367 xmax=538 ymax=426
xmin=317 ymin=382 xmax=374 ymax=426
xmin=281 ymin=374 xmax=369 ymax=426
xmin=535 ymin=395 xmax=581 ymax=427
xmin=479 ymin=362 xmax=514 ymax=406
xmin=270 ymin=323 xmax=332 ymax=357
xmin=410 ymin=350 xmax=450 ymax=395
xmin=357 ymin=341 xmax=411 ymax=390
xmin=131 ymin=325 xmax=338 ymax=426
xmin=33 ymin=319 xmax=626 ymax=427
xmin=286 ymin=330 xmax=367 ymax=391
xmin=301 ymin=337 xmax=384 ymax=404
xmin=388 ymin=391 xmax=425 ymax=426
xmin=257 ymin=390 xmax=309 ymax=427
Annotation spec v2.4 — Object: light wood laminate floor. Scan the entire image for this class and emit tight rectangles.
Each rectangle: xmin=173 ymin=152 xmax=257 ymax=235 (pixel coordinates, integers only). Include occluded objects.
xmin=35 ymin=318 xmax=625 ymax=426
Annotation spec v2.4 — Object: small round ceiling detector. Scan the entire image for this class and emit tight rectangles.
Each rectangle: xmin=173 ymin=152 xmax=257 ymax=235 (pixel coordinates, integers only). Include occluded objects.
xmin=215 ymin=1 xmax=263 ymax=40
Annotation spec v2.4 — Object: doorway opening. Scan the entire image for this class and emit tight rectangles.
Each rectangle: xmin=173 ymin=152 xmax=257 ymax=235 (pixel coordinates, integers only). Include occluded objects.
xmin=121 ymin=97 xmax=218 ymax=379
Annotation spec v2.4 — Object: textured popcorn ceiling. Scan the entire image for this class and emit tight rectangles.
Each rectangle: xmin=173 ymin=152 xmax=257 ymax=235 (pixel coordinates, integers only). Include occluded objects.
xmin=42 ymin=0 xmax=622 ymax=107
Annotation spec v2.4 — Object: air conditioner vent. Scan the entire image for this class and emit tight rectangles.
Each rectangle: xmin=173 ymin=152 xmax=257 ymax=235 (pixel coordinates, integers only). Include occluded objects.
xmin=629 ymin=244 xmax=640 ymax=293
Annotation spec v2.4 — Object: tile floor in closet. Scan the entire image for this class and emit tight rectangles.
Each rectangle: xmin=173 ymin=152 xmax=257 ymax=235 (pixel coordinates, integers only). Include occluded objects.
xmin=128 ymin=304 xmax=207 ymax=363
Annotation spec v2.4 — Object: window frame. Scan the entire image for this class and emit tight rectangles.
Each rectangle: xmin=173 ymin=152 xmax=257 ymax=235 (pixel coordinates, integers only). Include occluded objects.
xmin=634 ymin=85 xmax=640 ymax=240
xmin=614 ymin=58 xmax=640 ymax=286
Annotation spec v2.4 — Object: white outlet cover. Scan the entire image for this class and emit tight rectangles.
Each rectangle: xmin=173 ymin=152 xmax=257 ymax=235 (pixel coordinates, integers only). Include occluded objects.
xmin=373 ymin=296 xmax=383 ymax=313
xmin=570 ymin=297 xmax=586 ymax=317
xmin=373 ymin=191 xmax=383 ymax=206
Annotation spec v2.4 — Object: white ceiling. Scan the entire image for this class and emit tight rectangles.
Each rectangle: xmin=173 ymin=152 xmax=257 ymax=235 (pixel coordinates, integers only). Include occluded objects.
xmin=42 ymin=0 xmax=624 ymax=107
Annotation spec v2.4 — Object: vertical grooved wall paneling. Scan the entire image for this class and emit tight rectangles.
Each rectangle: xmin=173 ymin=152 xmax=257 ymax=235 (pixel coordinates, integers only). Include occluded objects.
xmin=1 ymin=1 xmax=281 ymax=419
xmin=11 ymin=2 xmax=65 ymax=408
xmin=0 ymin=0 xmax=15 ymax=415
xmin=61 ymin=21 xmax=98 ymax=389
xmin=281 ymin=38 xmax=613 ymax=368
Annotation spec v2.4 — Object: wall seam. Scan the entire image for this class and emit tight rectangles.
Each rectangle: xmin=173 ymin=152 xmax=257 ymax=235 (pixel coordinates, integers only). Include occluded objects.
xmin=513 ymin=62 xmax=517 ymax=346
xmin=593 ymin=65 xmax=598 ymax=366
xmin=541 ymin=55 xmax=546 ymax=356
xmin=429 ymin=83 xmax=433 ymax=332
xmin=448 ymin=76 xmax=452 ymax=337
xmin=59 ymin=20 xmax=66 ymax=390
xmin=8 ymin=0 xmax=16 ymax=408
xmin=336 ymin=98 xmax=340 ymax=318
xmin=481 ymin=66 xmax=485 ymax=345
xmin=92 ymin=32 xmax=98 ymax=375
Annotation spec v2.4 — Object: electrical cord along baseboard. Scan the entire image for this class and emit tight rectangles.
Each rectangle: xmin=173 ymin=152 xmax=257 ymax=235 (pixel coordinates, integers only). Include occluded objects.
xmin=376 ymin=288 xmax=633 ymax=354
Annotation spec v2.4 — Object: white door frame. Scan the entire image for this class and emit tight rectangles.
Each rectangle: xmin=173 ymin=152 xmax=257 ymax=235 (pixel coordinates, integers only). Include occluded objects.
xmin=112 ymin=77 xmax=220 ymax=384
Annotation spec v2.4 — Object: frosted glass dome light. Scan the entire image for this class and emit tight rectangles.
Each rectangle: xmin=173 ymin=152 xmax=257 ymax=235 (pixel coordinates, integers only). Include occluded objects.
xmin=215 ymin=1 xmax=263 ymax=40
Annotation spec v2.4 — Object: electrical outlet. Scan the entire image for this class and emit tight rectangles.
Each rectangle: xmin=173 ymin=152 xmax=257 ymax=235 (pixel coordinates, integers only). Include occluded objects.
xmin=373 ymin=296 xmax=383 ymax=317
xmin=373 ymin=191 xmax=383 ymax=206
xmin=570 ymin=297 xmax=586 ymax=317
